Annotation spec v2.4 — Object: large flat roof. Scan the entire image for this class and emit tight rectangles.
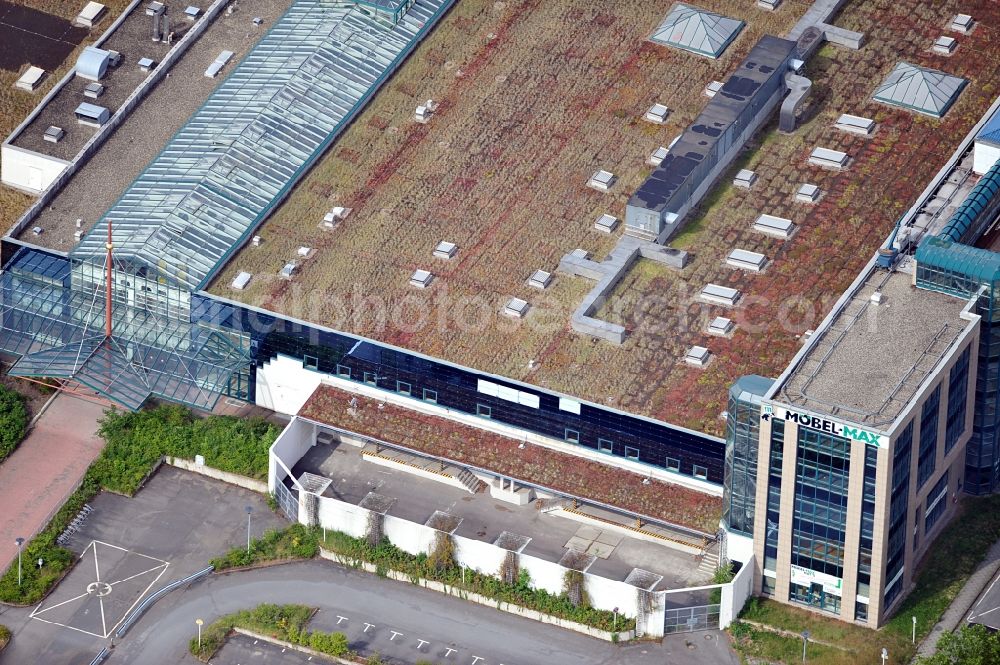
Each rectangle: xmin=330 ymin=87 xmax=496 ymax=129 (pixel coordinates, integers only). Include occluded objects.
xmin=776 ymin=265 xmax=975 ymax=429
xmin=205 ymin=0 xmax=1000 ymax=436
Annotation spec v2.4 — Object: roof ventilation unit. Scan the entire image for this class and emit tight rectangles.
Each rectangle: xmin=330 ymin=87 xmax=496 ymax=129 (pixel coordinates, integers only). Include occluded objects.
xmin=733 ymin=169 xmax=757 ymax=189
xmin=74 ymin=230 xmax=83 ymax=241
xmin=76 ymin=2 xmax=107 ymax=28
xmin=323 ymin=206 xmax=351 ymax=228
xmin=588 ymin=170 xmax=616 ymax=192
xmin=757 ymin=0 xmax=781 ymax=9
xmin=650 ymin=4 xmax=745 ymax=59
xmin=644 ymin=103 xmax=669 ymax=124
xmin=951 ymin=14 xmax=974 ymax=34
xmin=809 ymin=147 xmax=848 ymax=170
xmin=84 ymin=82 xmax=105 ymax=99
xmin=205 ymin=50 xmax=235 ymax=78
xmin=708 ymin=316 xmax=734 ymax=336
xmin=594 ymin=214 xmax=619 ymax=233
xmin=184 ymin=5 xmax=201 ymax=20
xmin=409 ymin=269 xmax=433 ymax=288
xmin=415 ymin=99 xmax=438 ymax=123
xmin=684 ymin=345 xmax=711 ymax=367
xmin=704 ymin=81 xmax=723 ymax=97
xmin=252 ymin=235 xmax=262 ymax=247
xmin=43 ymin=126 xmax=65 ymax=143
xmin=647 ymin=146 xmax=669 ymax=167
xmin=727 ymin=249 xmax=767 ymax=272
xmin=796 ymin=183 xmax=820 ymax=203
xmin=870 ymin=291 xmax=883 ymax=305
xmin=279 ymin=262 xmax=297 ymax=279
xmin=15 ymin=66 xmax=45 ymax=92
xmin=570 ymin=248 xmax=590 ymax=261
xmin=933 ymin=36 xmax=957 ymax=55
xmin=147 ymin=2 xmax=167 ymax=42
xmin=77 ymin=47 xmax=111 ymax=81
xmin=504 ymin=298 xmax=529 ymax=318
xmin=297 ymin=246 xmax=311 ymax=258
xmin=754 ymin=213 xmax=795 ymax=238
xmin=31 ymin=226 xmax=43 ymax=236
xmin=138 ymin=57 xmax=156 ymax=72
xmin=835 ymin=114 xmax=875 ymax=136
xmin=433 ymin=241 xmax=457 ymax=259
xmin=75 ymin=102 xmax=110 ymax=127
xmin=232 ymin=271 xmax=252 ymax=290
xmin=700 ymin=284 xmax=740 ymax=307
xmin=528 ymin=270 xmax=552 ymax=290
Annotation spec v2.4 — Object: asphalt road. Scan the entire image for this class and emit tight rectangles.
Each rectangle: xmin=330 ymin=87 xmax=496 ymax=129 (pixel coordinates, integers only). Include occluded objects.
xmin=108 ymin=560 xmax=739 ymax=665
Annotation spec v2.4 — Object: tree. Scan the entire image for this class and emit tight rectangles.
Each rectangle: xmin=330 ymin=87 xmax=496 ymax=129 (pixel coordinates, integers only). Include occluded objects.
xmin=918 ymin=624 xmax=1000 ymax=665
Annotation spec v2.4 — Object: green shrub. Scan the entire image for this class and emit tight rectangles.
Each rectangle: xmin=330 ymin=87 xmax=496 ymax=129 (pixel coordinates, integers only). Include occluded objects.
xmin=0 ymin=624 xmax=10 ymax=649
xmin=190 ymin=604 xmax=315 ymax=662
xmin=0 ymin=384 xmax=28 ymax=463
xmin=210 ymin=524 xmax=319 ymax=570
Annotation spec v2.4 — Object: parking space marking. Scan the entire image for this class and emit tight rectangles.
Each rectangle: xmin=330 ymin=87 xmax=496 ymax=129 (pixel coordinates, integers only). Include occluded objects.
xmin=471 ymin=657 xmax=484 ymax=665
xmin=336 ymin=615 xmax=348 ymax=624
xmin=445 ymin=647 xmax=456 ymax=657
xmin=390 ymin=630 xmax=402 ymax=641
xmin=417 ymin=638 xmax=429 ymax=649
xmin=363 ymin=622 xmax=374 ymax=633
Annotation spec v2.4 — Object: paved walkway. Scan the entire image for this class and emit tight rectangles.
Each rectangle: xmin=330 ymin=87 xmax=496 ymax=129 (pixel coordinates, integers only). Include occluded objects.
xmin=914 ymin=538 xmax=1000 ymax=660
xmin=0 ymin=393 xmax=107 ymax=574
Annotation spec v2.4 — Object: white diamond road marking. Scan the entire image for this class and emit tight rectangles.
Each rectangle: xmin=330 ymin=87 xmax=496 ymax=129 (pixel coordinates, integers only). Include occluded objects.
xmin=29 ymin=540 xmax=169 ymax=639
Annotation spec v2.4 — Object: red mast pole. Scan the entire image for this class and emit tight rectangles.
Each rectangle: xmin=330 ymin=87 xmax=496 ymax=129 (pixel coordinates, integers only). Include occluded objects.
xmin=105 ymin=220 xmax=113 ymax=339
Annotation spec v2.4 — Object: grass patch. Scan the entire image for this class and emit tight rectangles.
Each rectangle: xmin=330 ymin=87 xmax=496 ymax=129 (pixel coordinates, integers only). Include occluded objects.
xmin=733 ymin=494 xmax=1000 ymax=665
xmin=0 ymin=406 xmax=280 ymax=604
xmin=0 ymin=383 xmax=28 ymax=464
xmin=0 ymin=624 xmax=9 ymax=651
xmin=189 ymin=603 xmax=350 ymax=662
xmin=211 ymin=524 xmax=320 ymax=570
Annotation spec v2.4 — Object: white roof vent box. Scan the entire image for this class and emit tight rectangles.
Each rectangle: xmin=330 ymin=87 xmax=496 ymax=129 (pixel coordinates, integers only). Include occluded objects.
xmin=588 ymin=170 xmax=616 ymax=192
xmin=280 ymin=262 xmax=297 ymax=279
xmin=644 ymin=103 xmax=669 ymax=124
xmin=594 ymin=213 xmax=619 ymax=233
xmin=410 ymin=269 xmax=433 ymax=288
xmin=415 ymin=99 xmax=438 ymax=123
xmin=708 ymin=316 xmax=734 ymax=336
xmin=322 ymin=206 xmax=352 ymax=229
xmin=647 ymin=146 xmax=669 ymax=167
xmin=528 ymin=269 xmax=552 ymax=290
xmin=433 ymin=240 xmax=457 ymax=259
xmin=232 ymin=271 xmax=252 ymax=290
xmin=733 ymin=169 xmax=757 ymax=189
xmin=951 ymin=14 xmax=974 ymax=34
xmin=16 ymin=66 xmax=46 ymax=92
xmin=685 ymin=345 xmax=711 ymax=367
xmin=504 ymin=297 xmax=529 ymax=318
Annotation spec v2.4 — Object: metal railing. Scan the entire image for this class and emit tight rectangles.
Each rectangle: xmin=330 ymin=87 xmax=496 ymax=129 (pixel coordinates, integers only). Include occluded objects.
xmin=88 ymin=647 xmax=111 ymax=665
xmin=115 ymin=565 xmax=213 ymax=638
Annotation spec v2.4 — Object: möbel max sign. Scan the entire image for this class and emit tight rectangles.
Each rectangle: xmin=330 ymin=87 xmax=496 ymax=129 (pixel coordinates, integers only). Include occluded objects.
xmin=761 ymin=405 xmax=885 ymax=448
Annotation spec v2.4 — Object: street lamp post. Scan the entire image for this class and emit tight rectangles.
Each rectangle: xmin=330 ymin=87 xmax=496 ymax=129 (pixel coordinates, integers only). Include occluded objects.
xmin=15 ymin=537 xmax=24 ymax=587
xmin=912 ymin=616 xmax=917 ymax=644
xmin=801 ymin=630 xmax=810 ymax=664
xmin=245 ymin=505 xmax=253 ymax=554
xmin=196 ymin=618 xmax=204 ymax=651
xmin=881 ymin=647 xmax=888 ymax=665
xmin=613 ymin=607 xmax=618 ymax=632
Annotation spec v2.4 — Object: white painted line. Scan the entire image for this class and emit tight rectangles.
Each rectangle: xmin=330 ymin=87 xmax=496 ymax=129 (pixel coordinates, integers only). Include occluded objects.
xmin=363 ymin=622 xmax=374 ymax=633
xmin=107 ymin=562 xmax=170 ymax=637
xmin=390 ymin=630 xmax=402 ymax=641
xmin=471 ymin=657 xmax=484 ymax=665
xmin=336 ymin=615 xmax=348 ymax=624
xmin=417 ymin=639 xmax=429 ymax=649
xmin=108 ymin=563 xmax=169 ymax=587
xmin=99 ymin=597 xmax=107 ymax=638
xmin=30 ymin=591 xmax=90 ymax=617
xmin=444 ymin=647 xmax=456 ymax=657
xmin=29 ymin=615 xmax=106 ymax=639
xmin=93 ymin=542 xmax=101 ymax=582
xmin=91 ymin=540 xmax=129 ymax=552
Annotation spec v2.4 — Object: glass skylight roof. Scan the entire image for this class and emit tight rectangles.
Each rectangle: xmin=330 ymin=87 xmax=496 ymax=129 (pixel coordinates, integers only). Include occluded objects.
xmin=72 ymin=0 xmax=451 ymax=291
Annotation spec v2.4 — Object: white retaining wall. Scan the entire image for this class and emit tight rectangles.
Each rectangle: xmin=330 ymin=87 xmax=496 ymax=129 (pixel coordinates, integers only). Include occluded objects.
xmin=720 ymin=555 xmax=755 ymax=629
xmin=268 ymin=416 xmax=314 ymax=493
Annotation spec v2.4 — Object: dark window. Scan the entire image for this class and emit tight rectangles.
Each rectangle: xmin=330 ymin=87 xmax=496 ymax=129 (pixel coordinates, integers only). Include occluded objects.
xmin=337 ymin=364 xmax=351 ymax=379
xmin=423 ymin=388 xmax=437 ymax=403
xmin=477 ymin=404 xmax=491 ymax=418
xmin=396 ymin=380 xmax=411 ymax=396
xmin=363 ymin=371 xmax=377 ymax=385
xmin=666 ymin=456 xmax=680 ymax=472
xmin=917 ymin=386 xmax=941 ymax=488
xmin=693 ymin=464 xmax=708 ymax=479
xmin=625 ymin=446 xmax=640 ymax=460
xmin=855 ymin=602 xmax=868 ymax=622
xmin=924 ymin=472 xmax=949 ymax=534
xmin=945 ymin=348 xmax=970 ymax=453
xmin=565 ymin=429 xmax=580 ymax=444
xmin=598 ymin=438 xmax=613 ymax=454
xmin=303 ymin=355 xmax=318 ymax=370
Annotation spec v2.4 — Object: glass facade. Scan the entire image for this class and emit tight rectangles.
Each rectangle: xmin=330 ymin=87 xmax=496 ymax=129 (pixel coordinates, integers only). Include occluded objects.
xmin=791 ymin=428 xmax=850 ymax=580
xmin=885 ymin=421 xmax=913 ymax=609
xmin=723 ymin=376 xmax=773 ymax=537
xmin=857 ymin=445 xmax=878 ymax=602
xmin=764 ymin=420 xmax=783 ymax=572
xmin=945 ymin=347 xmax=970 ymax=453
xmin=917 ymin=386 xmax=941 ymax=489
xmin=924 ymin=471 xmax=949 ymax=534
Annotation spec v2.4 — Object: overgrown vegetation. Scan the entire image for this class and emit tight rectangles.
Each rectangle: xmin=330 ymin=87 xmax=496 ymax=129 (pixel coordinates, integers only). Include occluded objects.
xmin=0 ymin=406 xmax=280 ymax=604
xmin=0 ymin=384 xmax=28 ymax=463
xmin=0 ymin=624 xmax=10 ymax=651
xmin=189 ymin=604 xmax=350 ymax=662
xmin=708 ymin=563 xmax=734 ymax=605
xmin=731 ymin=495 xmax=1000 ymax=664
xmin=916 ymin=623 xmax=1000 ymax=665
xmin=320 ymin=528 xmax=634 ymax=633
xmin=211 ymin=524 xmax=320 ymax=570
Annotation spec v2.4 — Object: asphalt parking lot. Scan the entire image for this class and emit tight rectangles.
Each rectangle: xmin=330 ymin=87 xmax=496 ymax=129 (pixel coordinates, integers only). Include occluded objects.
xmin=0 ymin=465 xmax=287 ymax=665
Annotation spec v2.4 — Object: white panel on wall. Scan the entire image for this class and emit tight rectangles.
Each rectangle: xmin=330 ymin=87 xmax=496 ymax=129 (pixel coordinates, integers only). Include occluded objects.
xmin=559 ymin=397 xmax=581 ymax=414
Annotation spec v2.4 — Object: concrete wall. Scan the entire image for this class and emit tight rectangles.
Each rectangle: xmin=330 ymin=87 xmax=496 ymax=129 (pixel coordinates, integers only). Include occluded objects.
xmin=268 ymin=416 xmax=315 ymax=493
xmin=165 ymin=456 xmax=268 ymax=493
xmin=720 ymin=556 xmax=755 ymax=628
xmin=257 ymin=354 xmax=324 ymax=416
